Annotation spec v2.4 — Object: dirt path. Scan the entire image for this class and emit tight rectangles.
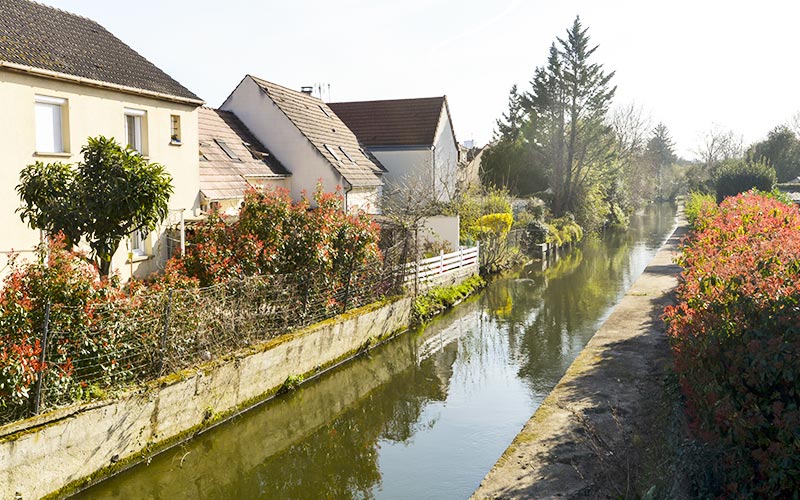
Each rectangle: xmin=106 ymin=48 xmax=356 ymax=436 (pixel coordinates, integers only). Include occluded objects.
xmin=471 ymin=217 xmax=688 ymax=499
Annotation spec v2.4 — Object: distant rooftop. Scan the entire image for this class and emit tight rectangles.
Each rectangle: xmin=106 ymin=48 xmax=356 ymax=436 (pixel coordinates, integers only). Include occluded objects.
xmin=329 ymin=97 xmax=448 ymax=147
xmin=0 ymin=0 xmax=202 ymax=103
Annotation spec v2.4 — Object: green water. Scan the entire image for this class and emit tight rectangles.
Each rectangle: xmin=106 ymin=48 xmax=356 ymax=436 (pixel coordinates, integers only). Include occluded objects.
xmin=72 ymin=203 xmax=677 ymax=500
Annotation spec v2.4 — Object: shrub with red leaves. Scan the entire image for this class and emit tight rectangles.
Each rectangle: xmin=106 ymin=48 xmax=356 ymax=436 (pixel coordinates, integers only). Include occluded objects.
xmin=664 ymin=191 xmax=800 ymax=497
xmin=174 ymin=185 xmax=383 ymax=310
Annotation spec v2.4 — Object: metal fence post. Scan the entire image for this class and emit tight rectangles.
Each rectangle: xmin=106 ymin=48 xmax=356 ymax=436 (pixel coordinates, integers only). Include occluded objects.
xmin=32 ymin=300 xmax=51 ymax=415
xmin=158 ymin=291 xmax=173 ymax=376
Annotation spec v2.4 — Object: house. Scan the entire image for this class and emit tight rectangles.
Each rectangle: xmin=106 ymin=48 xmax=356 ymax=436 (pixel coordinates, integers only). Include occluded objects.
xmin=328 ymin=96 xmax=460 ymax=203
xmin=198 ymin=107 xmax=291 ymax=215
xmin=220 ymin=76 xmax=384 ymax=213
xmin=0 ymin=0 xmax=203 ymax=280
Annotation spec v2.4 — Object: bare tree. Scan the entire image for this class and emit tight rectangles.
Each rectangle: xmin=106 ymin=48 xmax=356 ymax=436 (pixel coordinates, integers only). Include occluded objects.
xmin=609 ymin=102 xmax=651 ymax=163
xmin=694 ymin=125 xmax=743 ymax=169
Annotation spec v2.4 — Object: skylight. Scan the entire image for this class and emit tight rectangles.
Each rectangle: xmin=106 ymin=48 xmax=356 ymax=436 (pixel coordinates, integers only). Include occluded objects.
xmin=214 ymin=139 xmax=240 ymax=161
xmin=323 ymin=144 xmax=341 ymax=162
xmin=339 ymin=146 xmax=356 ymax=164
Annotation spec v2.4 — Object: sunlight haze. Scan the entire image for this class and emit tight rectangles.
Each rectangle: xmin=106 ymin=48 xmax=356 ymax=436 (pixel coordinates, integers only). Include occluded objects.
xmin=38 ymin=0 xmax=800 ymax=158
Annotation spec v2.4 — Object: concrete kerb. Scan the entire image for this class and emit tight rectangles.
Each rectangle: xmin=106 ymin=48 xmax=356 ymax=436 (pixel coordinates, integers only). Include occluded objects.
xmin=471 ymin=213 xmax=687 ymax=500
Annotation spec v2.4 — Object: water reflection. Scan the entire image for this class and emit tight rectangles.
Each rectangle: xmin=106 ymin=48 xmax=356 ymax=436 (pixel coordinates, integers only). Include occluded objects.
xmin=73 ymin=203 xmax=676 ymax=500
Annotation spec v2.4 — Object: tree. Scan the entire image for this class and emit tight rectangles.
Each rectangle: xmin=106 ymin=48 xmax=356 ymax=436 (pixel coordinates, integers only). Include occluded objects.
xmin=747 ymin=125 xmax=800 ymax=182
xmin=646 ymin=123 xmax=677 ymax=200
xmin=522 ymin=16 xmax=617 ymax=217
xmin=481 ymin=86 xmax=548 ymax=196
xmin=17 ymin=136 xmax=173 ymax=277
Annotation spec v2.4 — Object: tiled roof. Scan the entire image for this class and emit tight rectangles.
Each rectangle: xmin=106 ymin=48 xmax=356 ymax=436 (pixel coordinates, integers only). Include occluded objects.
xmin=0 ymin=0 xmax=201 ymax=103
xmin=328 ymin=97 xmax=447 ymax=147
xmin=199 ymin=108 xmax=289 ymax=201
xmin=250 ymin=76 xmax=383 ymax=188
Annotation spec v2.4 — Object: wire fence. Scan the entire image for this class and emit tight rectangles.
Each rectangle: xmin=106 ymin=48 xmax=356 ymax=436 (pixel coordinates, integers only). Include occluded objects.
xmin=1 ymin=242 xmax=480 ymax=426
xmin=2 ymin=264 xmax=401 ymax=425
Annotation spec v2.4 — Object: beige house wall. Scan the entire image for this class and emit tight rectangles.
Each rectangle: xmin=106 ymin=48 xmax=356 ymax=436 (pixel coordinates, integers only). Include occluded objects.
xmin=0 ymin=69 xmax=201 ymax=281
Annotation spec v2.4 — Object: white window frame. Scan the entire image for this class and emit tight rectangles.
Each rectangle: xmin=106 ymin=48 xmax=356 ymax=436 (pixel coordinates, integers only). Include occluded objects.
xmin=124 ymin=108 xmax=146 ymax=153
xmin=130 ymin=229 xmax=147 ymax=256
xmin=170 ymin=114 xmax=181 ymax=144
xmin=34 ymin=95 xmax=67 ymax=153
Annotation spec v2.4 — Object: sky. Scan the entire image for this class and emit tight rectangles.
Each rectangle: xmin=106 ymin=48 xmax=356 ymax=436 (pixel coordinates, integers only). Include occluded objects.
xmin=38 ymin=0 xmax=800 ymax=158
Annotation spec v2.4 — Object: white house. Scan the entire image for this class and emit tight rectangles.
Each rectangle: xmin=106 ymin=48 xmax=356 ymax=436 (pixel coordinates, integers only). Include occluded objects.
xmin=198 ymin=107 xmax=291 ymax=215
xmin=0 ymin=0 xmax=204 ymax=280
xmin=329 ymin=96 xmax=460 ymax=203
xmin=220 ymin=76 xmax=384 ymax=213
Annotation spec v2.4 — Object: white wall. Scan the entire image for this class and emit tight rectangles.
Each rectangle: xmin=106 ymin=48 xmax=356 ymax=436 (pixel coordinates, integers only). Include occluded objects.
xmin=347 ymin=185 xmax=381 ymax=214
xmin=0 ymin=70 xmax=200 ymax=281
xmin=420 ymin=215 xmax=460 ymax=251
xmin=220 ymin=77 xmax=342 ymax=203
xmin=433 ymin=109 xmax=459 ymax=203
xmin=370 ymin=148 xmax=431 ymax=196
xmin=366 ymin=107 xmax=459 ymax=204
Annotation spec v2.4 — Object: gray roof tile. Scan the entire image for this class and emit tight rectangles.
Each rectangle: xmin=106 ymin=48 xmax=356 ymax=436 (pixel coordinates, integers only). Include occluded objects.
xmin=250 ymin=76 xmax=383 ymax=188
xmin=0 ymin=0 xmax=201 ymax=102
xmin=199 ymin=107 xmax=289 ymax=200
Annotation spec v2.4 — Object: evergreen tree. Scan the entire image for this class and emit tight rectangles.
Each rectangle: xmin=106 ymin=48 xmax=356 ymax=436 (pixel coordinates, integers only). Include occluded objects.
xmin=523 ymin=16 xmax=616 ymax=217
xmin=646 ymin=123 xmax=677 ymax=200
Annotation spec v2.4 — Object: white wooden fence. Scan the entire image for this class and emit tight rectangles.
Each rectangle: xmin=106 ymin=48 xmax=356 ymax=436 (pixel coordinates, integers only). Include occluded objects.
xmin=404 ymin=244 xmax=479 ymax=287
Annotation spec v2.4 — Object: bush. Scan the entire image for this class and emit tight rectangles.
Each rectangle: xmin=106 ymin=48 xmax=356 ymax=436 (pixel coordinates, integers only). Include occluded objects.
xmin=714 ymin=159 xmax=776 ymax=203
xmin=546 ymin=216 xmax=584 ymax=247
xmin=684 ymin=191 xmax=717 ymax=229
xmin=0 ymin=236 xmax=128 ymax=419
xmin=663 ymin=192 xmax=800 ymax=497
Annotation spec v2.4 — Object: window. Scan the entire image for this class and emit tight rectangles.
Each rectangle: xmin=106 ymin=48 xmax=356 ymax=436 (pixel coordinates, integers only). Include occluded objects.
xmin=35 ymin=95 xmax=67 ymax=153
xmin=170 ymin=115 xmax=181 ymax=144
xmin=130 ymin=230 xmax=147 ymax=256
xmin=339 ymin=146 xmax=356 ymax=164
xmin=319 ymin=105 xmax=332 ymax=118
xmin=323 ymin=144 xmax=341 ymax=162
xmin=214 ymin=139 xmax=240 ymax=161
xmin=124 ymin=108 xmax=146 ymax=153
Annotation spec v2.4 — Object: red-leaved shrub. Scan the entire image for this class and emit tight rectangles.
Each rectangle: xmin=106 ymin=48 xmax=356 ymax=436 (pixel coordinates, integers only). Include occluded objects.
xmin=664 ymin=191 xmax=800 ymax=497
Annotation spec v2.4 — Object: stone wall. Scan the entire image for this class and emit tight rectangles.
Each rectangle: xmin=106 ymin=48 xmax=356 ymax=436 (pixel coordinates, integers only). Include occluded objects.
xmin=0 ymin=296 xmax=413 ymax=500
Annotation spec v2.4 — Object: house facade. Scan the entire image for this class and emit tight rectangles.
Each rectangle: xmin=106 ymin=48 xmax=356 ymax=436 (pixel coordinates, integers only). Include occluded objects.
xmin=0 ymin=0 xmax=203 ymax=280
xmin=198 ymin=107 xmax=291 ymax=215
xmin=329 ymin=96 xmax=460 ymax=203
xmin=221 ymin=76 xmax=384 ymax=214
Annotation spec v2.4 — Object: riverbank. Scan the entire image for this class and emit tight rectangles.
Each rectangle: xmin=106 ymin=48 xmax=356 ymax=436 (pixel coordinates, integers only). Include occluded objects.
xmin=471 ymin=214 xmax=687 ymax=499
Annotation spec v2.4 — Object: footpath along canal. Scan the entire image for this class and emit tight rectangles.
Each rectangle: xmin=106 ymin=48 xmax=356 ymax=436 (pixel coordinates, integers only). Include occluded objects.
xmin=72 ymin=203 xmax=677 ymax=500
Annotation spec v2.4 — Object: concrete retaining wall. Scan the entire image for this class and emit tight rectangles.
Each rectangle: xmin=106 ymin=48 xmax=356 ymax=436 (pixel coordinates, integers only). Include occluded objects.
xmin=0 ymin=296 xmax=413 ymax=500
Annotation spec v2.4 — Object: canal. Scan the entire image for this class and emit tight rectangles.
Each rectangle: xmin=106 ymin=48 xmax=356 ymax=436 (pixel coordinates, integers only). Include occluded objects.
xmin=73 ymin=203 xmax=677 ymax=500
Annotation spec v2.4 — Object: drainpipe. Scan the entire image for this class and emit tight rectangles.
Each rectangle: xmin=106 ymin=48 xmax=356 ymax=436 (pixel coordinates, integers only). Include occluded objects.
xmin=343 ymin=178 xmax=352 ymax=214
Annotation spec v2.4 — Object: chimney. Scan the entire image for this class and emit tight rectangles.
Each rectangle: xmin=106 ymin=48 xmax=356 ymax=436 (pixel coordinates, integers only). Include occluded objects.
xmin=300 ymin=86 xmax=313 ymax=95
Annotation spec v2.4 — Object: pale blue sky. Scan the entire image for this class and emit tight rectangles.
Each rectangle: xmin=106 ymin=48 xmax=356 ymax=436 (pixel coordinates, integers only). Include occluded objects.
xmin=39 ymin=0 xmax=800 ymax=158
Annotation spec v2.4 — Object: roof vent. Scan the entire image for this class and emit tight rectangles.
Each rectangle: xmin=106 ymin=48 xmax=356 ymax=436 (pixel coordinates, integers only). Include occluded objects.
xmin=300 ymin=86 xmax=313 ymax=95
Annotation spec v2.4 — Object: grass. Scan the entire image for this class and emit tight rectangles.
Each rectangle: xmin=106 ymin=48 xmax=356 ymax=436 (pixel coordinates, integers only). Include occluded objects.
xmin=412 ymin=275 xmax=486 ymax=323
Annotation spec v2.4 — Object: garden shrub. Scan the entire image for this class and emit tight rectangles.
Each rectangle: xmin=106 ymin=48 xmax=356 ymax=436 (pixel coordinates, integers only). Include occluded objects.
xmin=546 ymin=216 xmax=584 ymax=247
xmin=714 ymin=159 xmax=776 ymax=203
xmin=664 ymin=192 xmax=800 ymax=497
xmin=0 ymin=236 xmax=129 ymax=418
xmin=684 ymin=191 xmax=717 ymax=229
